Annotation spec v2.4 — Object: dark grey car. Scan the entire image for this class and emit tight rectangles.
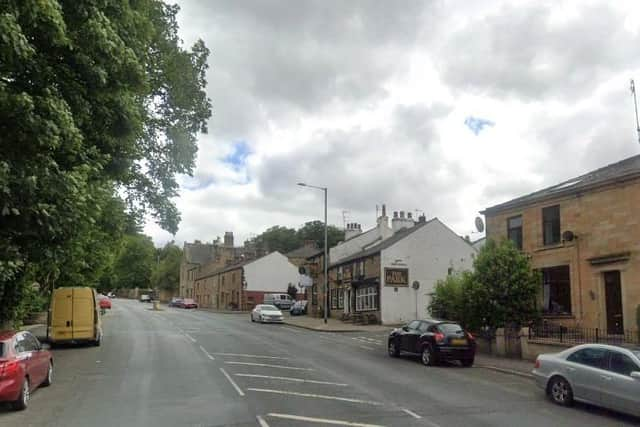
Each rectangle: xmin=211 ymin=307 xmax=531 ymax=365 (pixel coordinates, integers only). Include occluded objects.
xmin=532 ymin=343 xmax=640 ymax=417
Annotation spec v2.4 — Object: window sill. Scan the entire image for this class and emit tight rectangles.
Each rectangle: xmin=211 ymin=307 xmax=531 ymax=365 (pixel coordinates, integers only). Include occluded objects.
xmin=541 ymin=314 xmax=574 ymax=319
xmin=534 ymin=243 xmax=567 ymax=252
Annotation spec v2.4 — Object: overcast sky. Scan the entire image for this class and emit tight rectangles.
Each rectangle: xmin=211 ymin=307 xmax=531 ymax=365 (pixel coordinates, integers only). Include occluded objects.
xmin=145 ymin=0 xmax=640 ymax=247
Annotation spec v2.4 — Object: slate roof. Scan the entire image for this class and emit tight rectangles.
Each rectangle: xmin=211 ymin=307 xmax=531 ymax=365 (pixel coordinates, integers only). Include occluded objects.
xmin=285 ymin=245 xmax=320 ymax=259
xmin=482 ymin=154 xmax=640 ymax=214
xmin=184 ymin=243 xmax=216 ymax=265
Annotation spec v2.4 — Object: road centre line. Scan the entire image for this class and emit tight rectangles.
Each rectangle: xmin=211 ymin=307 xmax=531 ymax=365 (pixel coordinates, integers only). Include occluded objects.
xmin=359 ymin=345 xmax=375 ymax=351
xmin=220 ymin=368 xmax=245 ymax=397
xmin=211 ymin=352 xmax=290 ymax=360
xmin=185 ymin=333 xmax=197 ymax=343
xmin=247 ymin=388 xmax=382 ymax=406
xmin=199 ymin=345 xmax=215 ymax=360
xmin=266 ymin=413 xmax=383 ymax=427
xmin=234 ymin=373 xmax=348 ymax=386
xmin=400 ymin=408 xmax=422 ymax=419
xmin=225 ymin=361 xmax=314 ymax=371
xmin=256 ymin=415 xmax=270 ymax=427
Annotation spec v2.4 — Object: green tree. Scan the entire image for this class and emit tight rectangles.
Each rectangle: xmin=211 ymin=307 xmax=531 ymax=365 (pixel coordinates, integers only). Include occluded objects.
xmin=113 ymin=234 xmax=156 ymax=290
xmin=255 ymin=226 xmax=300 ymax=254
xmin=296 ymin=221 xmax=345 ymax=249
xmin=0 ymin=1 xmax=210 ymax=322
xmin=151 ymin=241 xmax=182 ymax=291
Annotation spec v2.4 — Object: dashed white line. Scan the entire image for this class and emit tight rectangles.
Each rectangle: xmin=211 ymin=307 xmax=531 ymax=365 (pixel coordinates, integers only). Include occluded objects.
xmin=358 ymin=345 xmax=375 ymax=351
xmin=224 ymin=361 xmax=313 ymax=371
xmin=400 ymin=408 xmax=422 ymax=419
xmin=212 ymin=352 xmax=290 ymax=360
xmin=199 ymin=345 xmax=215 ymax=360
xmin=256 ymin=415 xmax=270 ymax=427
xmin=185 ymin=333 xmax=197 ymax=343
xmin=234 ymin=373 xmax=348 ymax=386
xmin=266 ymin=413 xmax=384 ymax=426
xmin=247 ymin=388 xmax=382 ymax=406
xmin=220 ymin=368 xmax=245 ymax=396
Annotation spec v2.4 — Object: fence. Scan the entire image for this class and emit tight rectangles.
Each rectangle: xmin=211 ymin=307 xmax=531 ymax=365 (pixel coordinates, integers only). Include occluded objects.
xmin=529 ymin=323 xmax=640 ymax=345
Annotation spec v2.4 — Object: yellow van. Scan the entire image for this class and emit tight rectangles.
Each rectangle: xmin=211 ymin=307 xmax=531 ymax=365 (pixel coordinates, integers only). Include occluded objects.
xmin=48 ymin=287 xmax=103 ymax=346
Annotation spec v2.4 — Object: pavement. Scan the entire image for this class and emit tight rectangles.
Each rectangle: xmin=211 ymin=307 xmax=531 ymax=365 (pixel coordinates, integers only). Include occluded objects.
xmin=283 ymin=313 xmax=395 ymax=333
xmin=2 ymin=299 xmax=638 ymax=426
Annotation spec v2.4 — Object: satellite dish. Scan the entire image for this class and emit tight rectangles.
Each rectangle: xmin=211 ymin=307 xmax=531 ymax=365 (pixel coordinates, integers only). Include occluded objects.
xmin=562 ymin=230 xmax=575 ymax=242
xmin=412 ymin=281 xmax=420 ymax=290
xmin=475 ymin=216 xmax=485 ymax=233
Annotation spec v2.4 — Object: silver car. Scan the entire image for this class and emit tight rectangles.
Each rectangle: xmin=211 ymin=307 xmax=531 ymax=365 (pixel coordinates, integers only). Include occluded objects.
xmin=532 ymin=343 xmax=640 ymax=417
xmin=251 ymin=304 xmax=284 ymax=323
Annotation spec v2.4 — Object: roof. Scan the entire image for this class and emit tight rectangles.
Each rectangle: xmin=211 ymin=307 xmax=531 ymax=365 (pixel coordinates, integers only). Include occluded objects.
xmin=183 ymin=242 xmax=215 ymax=265
xmin=329 ymin=219 xmax=434 ymax=267
xmin=194 ymin=251 xmax=283 ymax=280
xmin=285 ymin=245 xmax=320 ymax=259
xmin=305 ymin=248 xmax=325 ymax=260
xmin=482 ymin=154 xmax=640 ymax=214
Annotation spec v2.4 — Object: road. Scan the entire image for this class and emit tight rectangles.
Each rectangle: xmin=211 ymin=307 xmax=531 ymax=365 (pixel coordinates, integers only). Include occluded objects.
xmin=1 ymin=299 xmax=638 ymax=426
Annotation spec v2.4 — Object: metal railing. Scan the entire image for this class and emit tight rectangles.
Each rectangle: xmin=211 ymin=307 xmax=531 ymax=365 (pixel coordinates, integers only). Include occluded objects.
xmin=529 ymin=322 xmax=640 ymax=345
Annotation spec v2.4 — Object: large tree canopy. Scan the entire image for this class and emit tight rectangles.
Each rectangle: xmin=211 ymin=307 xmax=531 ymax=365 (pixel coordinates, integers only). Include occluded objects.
xmin=0 ymin=0 xmax=211 ymax=323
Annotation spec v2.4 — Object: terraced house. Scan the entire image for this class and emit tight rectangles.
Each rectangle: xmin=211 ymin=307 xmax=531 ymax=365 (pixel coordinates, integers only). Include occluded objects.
xmin=482 ymin=154 xmax=640 ymax=335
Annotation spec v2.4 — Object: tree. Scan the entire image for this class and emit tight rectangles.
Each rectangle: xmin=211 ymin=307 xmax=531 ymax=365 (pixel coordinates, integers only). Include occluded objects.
xmin=286 ymin=283 xmax=298 ymax=301
xmin=0 ymin=1 xmax=210 ymax=322
xmin=296 ymin=221 xmax=345 ymax=249
xmin=151 ymin=241 xmax=182 ymax=291
xmin=429 ymin=239 xmax=540 ymax=332
xmin=254 ymin=226 xmax=300 ymax=254
xmin=112 ymin=234 xmax=156 ymax=290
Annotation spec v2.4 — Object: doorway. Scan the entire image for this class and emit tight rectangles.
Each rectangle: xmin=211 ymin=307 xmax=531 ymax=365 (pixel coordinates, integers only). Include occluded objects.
xmin=604 ymin=271 xmax=623 ymax=335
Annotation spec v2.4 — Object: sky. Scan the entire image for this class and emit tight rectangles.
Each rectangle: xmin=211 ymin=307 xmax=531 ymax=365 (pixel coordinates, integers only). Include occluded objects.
xmin=144 ymin=0 xmax=640 ymax=247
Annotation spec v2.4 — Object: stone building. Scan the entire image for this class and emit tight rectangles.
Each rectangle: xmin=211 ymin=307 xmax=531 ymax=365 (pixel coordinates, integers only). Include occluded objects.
xmin=481 ymin=154 xmax=640 ymax=334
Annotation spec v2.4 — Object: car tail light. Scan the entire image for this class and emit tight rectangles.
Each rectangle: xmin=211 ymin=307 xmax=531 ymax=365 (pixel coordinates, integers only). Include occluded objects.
xmin=466 ymin=332 xmax=475 ymax=340
xmin=434 ymin=332 xmax=445 ymax=343
xmin=534 ymin=359 xmax=540 ymax=369
xmin=0 ymin=359 xmax=20 ymax=379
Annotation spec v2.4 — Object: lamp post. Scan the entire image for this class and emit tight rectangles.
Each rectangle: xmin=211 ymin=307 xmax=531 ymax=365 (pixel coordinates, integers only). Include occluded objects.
xmin=297 ymin=182 xmax=328 ymax=324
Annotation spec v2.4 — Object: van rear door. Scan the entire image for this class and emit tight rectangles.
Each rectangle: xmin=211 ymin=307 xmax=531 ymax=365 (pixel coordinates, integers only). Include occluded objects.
xmin=72 ymin=288 xmax=95 ymax=340
xmin=51 ymin=288 xmax=73 ymax=341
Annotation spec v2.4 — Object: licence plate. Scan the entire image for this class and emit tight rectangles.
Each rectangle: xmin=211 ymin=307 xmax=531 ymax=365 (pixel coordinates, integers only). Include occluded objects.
xmin=451 ymin=338 xmax=467 ymax=346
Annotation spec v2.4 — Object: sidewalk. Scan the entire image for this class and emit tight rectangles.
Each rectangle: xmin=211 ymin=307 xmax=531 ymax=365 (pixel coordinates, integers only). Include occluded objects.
xmin=283 ymin=314 xmax=395 ymax=333
xmin=474 ymin=353 xmax=535 ymax=378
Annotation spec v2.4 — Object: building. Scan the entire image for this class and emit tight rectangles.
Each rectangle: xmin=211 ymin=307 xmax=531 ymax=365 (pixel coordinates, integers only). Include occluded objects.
xmin=481 ymin=154 xmax=640 ymax=334
xmin=285 ymin=241 xmax=319 ymax=268
xmin=307 ymin=210 xmax=476 ymax=324
xmin=192 ymin=251 xmax=301 ymax=310
xmin=471 ymin=237 xmax=486 ymax=251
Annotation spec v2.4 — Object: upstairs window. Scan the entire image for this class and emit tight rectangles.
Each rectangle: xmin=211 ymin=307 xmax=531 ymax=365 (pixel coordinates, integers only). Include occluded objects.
xmin=542 ymin=205 xmax=561 ymax=245
xmin=507 ymin=215 xmax=523 ymax=250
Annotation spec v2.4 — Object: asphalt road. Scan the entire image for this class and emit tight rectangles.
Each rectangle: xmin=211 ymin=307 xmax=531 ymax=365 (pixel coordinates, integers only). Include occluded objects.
xmin=1 ymin=299 xmax=638 ymax=427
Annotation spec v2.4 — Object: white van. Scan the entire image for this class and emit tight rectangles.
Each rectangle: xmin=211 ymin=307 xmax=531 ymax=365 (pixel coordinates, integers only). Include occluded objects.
xmin=263 ymin=293 xmax=294 ymax=310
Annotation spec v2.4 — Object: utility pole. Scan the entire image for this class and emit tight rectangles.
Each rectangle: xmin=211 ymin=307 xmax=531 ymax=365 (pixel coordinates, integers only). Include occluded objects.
xmin=631 ymin=79 xmax=640 ymax=144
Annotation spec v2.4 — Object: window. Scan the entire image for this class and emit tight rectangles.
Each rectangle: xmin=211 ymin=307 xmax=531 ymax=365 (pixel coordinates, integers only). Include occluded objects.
xmin=407 ymin=320 xmax=420 ymax=330
xmin=311 ymin=284 xmax=318 ymax=305
xmin=331 ymin=289 xmax=338 ymax=309
xmin=417 ymin=322 xmax=430 ymax=333
xmin=567 ymin=347 xmax=607 ymax=369
xmin=542 ymin=205 xmax=560 ymax=245
xmin=608 ymin=351 xmax=640 ymax=376
xmin=437 ymin=323 xmax=463 ymax=334
xmin=542 ymin=265 xmax=571 ymax=315
xmin=507 ymin=215 xmax=523 ymax=250
xmin=338 ymin=290 xmax=344 ymax=309
xmin=355 ymin=285 xmax=378 ymax=311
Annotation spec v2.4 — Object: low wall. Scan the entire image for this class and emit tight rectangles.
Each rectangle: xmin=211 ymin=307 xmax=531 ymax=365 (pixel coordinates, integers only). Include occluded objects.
xmin=520 ymin=327 xmax=572 ymax=360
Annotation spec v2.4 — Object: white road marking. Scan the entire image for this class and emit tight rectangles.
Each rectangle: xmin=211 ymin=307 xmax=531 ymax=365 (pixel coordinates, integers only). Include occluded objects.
xmin=256 ymin=415 xmax=270 ymax=427
xmin=359 ymin=345 xmax=375 ymax=351
xmin=199 ymin=345 xmax=215 ymax=360
xmin=247 ymin=388 xmax=382 ymax=406
xmin=281 ymin=326 xmax=301 ymax=333
xmin=220 ymin=368 xmax=245 ymax=396
xmin=225 ymin=361 xmax=313 ymax=371
xmin=266 ymin=413 xmax=384 ymax=426
xmin=185 ymin=333 xmax=197 ymax=343
xmin=400 ymin=408 xmax=422 ymax=419
xmin=212 ymin=352 xmax=290 ymax=360
xmin=234 ymin=373 xmax=348 ymax=386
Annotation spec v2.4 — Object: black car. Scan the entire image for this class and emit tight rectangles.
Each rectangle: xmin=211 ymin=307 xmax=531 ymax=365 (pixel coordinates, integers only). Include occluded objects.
xmin=289 ymin=300 xmax=308 ymax=316
xmin=388 ymin=319 xmax=476 ymax=367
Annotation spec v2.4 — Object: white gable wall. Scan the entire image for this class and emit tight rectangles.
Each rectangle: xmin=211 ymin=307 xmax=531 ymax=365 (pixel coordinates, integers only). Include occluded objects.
xmin=243 ymin=252 xmax=301 ymax=293
xmin=380 ymin=220 xmax=476 ymax=325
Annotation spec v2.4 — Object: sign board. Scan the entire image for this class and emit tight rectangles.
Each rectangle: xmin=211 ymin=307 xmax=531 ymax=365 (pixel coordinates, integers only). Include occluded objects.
xmin=299 ymin=275 xmax=313 ymax=288
xmin=384 ymin=268 xmax=408 ymax=286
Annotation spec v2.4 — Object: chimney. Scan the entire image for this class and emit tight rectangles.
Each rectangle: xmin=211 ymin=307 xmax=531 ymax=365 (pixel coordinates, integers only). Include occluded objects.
xmin=408 ymin=212 xmax=413 ymax=219
xmin=392 ymin=209 xmax=415 ymax=233
xmin=381 ymin=204 xmax=386 ymax=217
xmin=224 ymin=231 xmax=234 ymax=247
xmin=345 ymin=222 xmax=362 ymax=240
xmin=303 ymin=239 xmax=317 ymax=249
xmin=418 ymin=214 xmax=426 ymax=223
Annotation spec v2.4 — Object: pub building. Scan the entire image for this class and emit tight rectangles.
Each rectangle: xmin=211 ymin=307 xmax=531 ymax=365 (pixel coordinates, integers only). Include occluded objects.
xmin=325 ymin=216 xmax=477 ymax=325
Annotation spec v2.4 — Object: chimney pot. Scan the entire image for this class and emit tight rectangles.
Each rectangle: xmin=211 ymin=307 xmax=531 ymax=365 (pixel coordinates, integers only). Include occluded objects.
xmin=382 ymin=204 xmax=386 ymax=217
xmin=400 ymin=211 xmax=405 ymax=219
xmin=393 ymin=211 xmax=399 ymax=218
xmin=408 ymin=212 xmax=413 ymax=219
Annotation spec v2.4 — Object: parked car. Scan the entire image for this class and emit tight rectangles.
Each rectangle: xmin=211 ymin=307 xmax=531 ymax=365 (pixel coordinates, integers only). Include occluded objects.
xmin=99 ymin=297 xmax=112 ymax=310
xmin=289 ymin=300 xmax=308 ymax=316
xmin=49 ymin=287 xmax=103 ymax=346
xmin=532 ymin=343 xmax=640 ymax=417
xmin=168 ymin=297 xmax=183 ymax=307
xmin=139 ymin=294 xmax=151 ymax=303
xmin=263 ymin=293 xmax=294 ymax=310
xmin=107 ymin=292 xmax=115 ymax=298
xmin=0 ymin=331 xmax=53 ymax=410
xmin=178 ymin=298 xmax=198 ymax=309
xmin=388 ymin=319 xmax=476 ymax=367
xmin=251 ymin=305 xmax=283 ymax=323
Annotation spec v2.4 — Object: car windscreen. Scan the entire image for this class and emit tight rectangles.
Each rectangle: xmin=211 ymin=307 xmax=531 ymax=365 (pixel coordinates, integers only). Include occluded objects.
xmin=437 ymin=323 xmax=463 ymax=335
xmin=633 ymin=351 xmax=640 ymax=360
xmin=0 ymin=342 xmax=4 ymax=357
xmin=261 ymin=305 xmax=278 ymax=311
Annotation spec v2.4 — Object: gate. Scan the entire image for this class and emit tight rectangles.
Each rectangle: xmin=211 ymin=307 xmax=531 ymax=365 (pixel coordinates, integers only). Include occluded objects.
xmin=504 ymin=327 xmax=522 ymax=358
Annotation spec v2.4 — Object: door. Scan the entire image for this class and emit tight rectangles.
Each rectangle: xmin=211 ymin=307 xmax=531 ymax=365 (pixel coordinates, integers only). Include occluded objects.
xmin=51 ymin=288 xmax=73 ymax=342
xmin=72 ymin=288 xmax=95 ymax=340
xmin=401 ymin=321 xmax=421 ymax=352
xmin=23 ymin=333 xmax=47 ymax=384
xmin=565 ymin=347 xmax=608 ymax=404
xmin=604 ymin=271 xmax=623 ymax=335
xmin=601 ymin=350 xmax=640 ymax=416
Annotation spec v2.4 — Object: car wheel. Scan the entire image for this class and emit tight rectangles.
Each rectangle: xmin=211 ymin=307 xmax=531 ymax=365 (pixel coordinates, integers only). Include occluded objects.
xmin=548 ymin=376 xmax=574 ymax=406
xmin=93 ymin=334 xmax=102 ymax=347
xmin=388 ymin=340 xmax=400 ymax=357
xmin=13 ymin=377 xmax=29 ymax=410
xmin=251 ymin=314 xmax=255 ymax=322
xmin=260 ymin=315 xmax=265 ymax=323
xmin=421 ymin=345 xmax=436 ymax=366
xmin=42 ymin=361 xmax=53 ymax=387
xmin=461 ymin=358 xmax=474 ymax=367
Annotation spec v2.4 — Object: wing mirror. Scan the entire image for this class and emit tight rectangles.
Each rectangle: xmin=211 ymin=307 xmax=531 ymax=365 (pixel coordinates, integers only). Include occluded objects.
xmin=631 ymin=371 xmax=640 ymax=380
xmin=402 ymin=326 xmax=409 ymax=332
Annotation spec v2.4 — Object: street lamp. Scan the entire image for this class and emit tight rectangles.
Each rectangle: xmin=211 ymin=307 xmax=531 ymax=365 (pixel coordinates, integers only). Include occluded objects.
xmin=297 ymin=182 xmax=328 ymax=324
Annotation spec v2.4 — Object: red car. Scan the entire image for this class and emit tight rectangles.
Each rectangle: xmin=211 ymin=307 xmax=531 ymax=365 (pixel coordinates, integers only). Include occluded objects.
xmin=0 ymin=330 xmax=53 ymax=410
xmin=179 ymin=298 xmax=198 ymax=309
xmin=99 ymin=297 xmax=112 ymax=310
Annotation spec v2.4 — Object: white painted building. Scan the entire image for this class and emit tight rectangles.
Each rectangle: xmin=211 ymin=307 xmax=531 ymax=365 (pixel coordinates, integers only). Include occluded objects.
xmin=243 ymin=252 xmax=301 ymax=304
xmin=330 ymin=206 xmax=393 ymax=263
